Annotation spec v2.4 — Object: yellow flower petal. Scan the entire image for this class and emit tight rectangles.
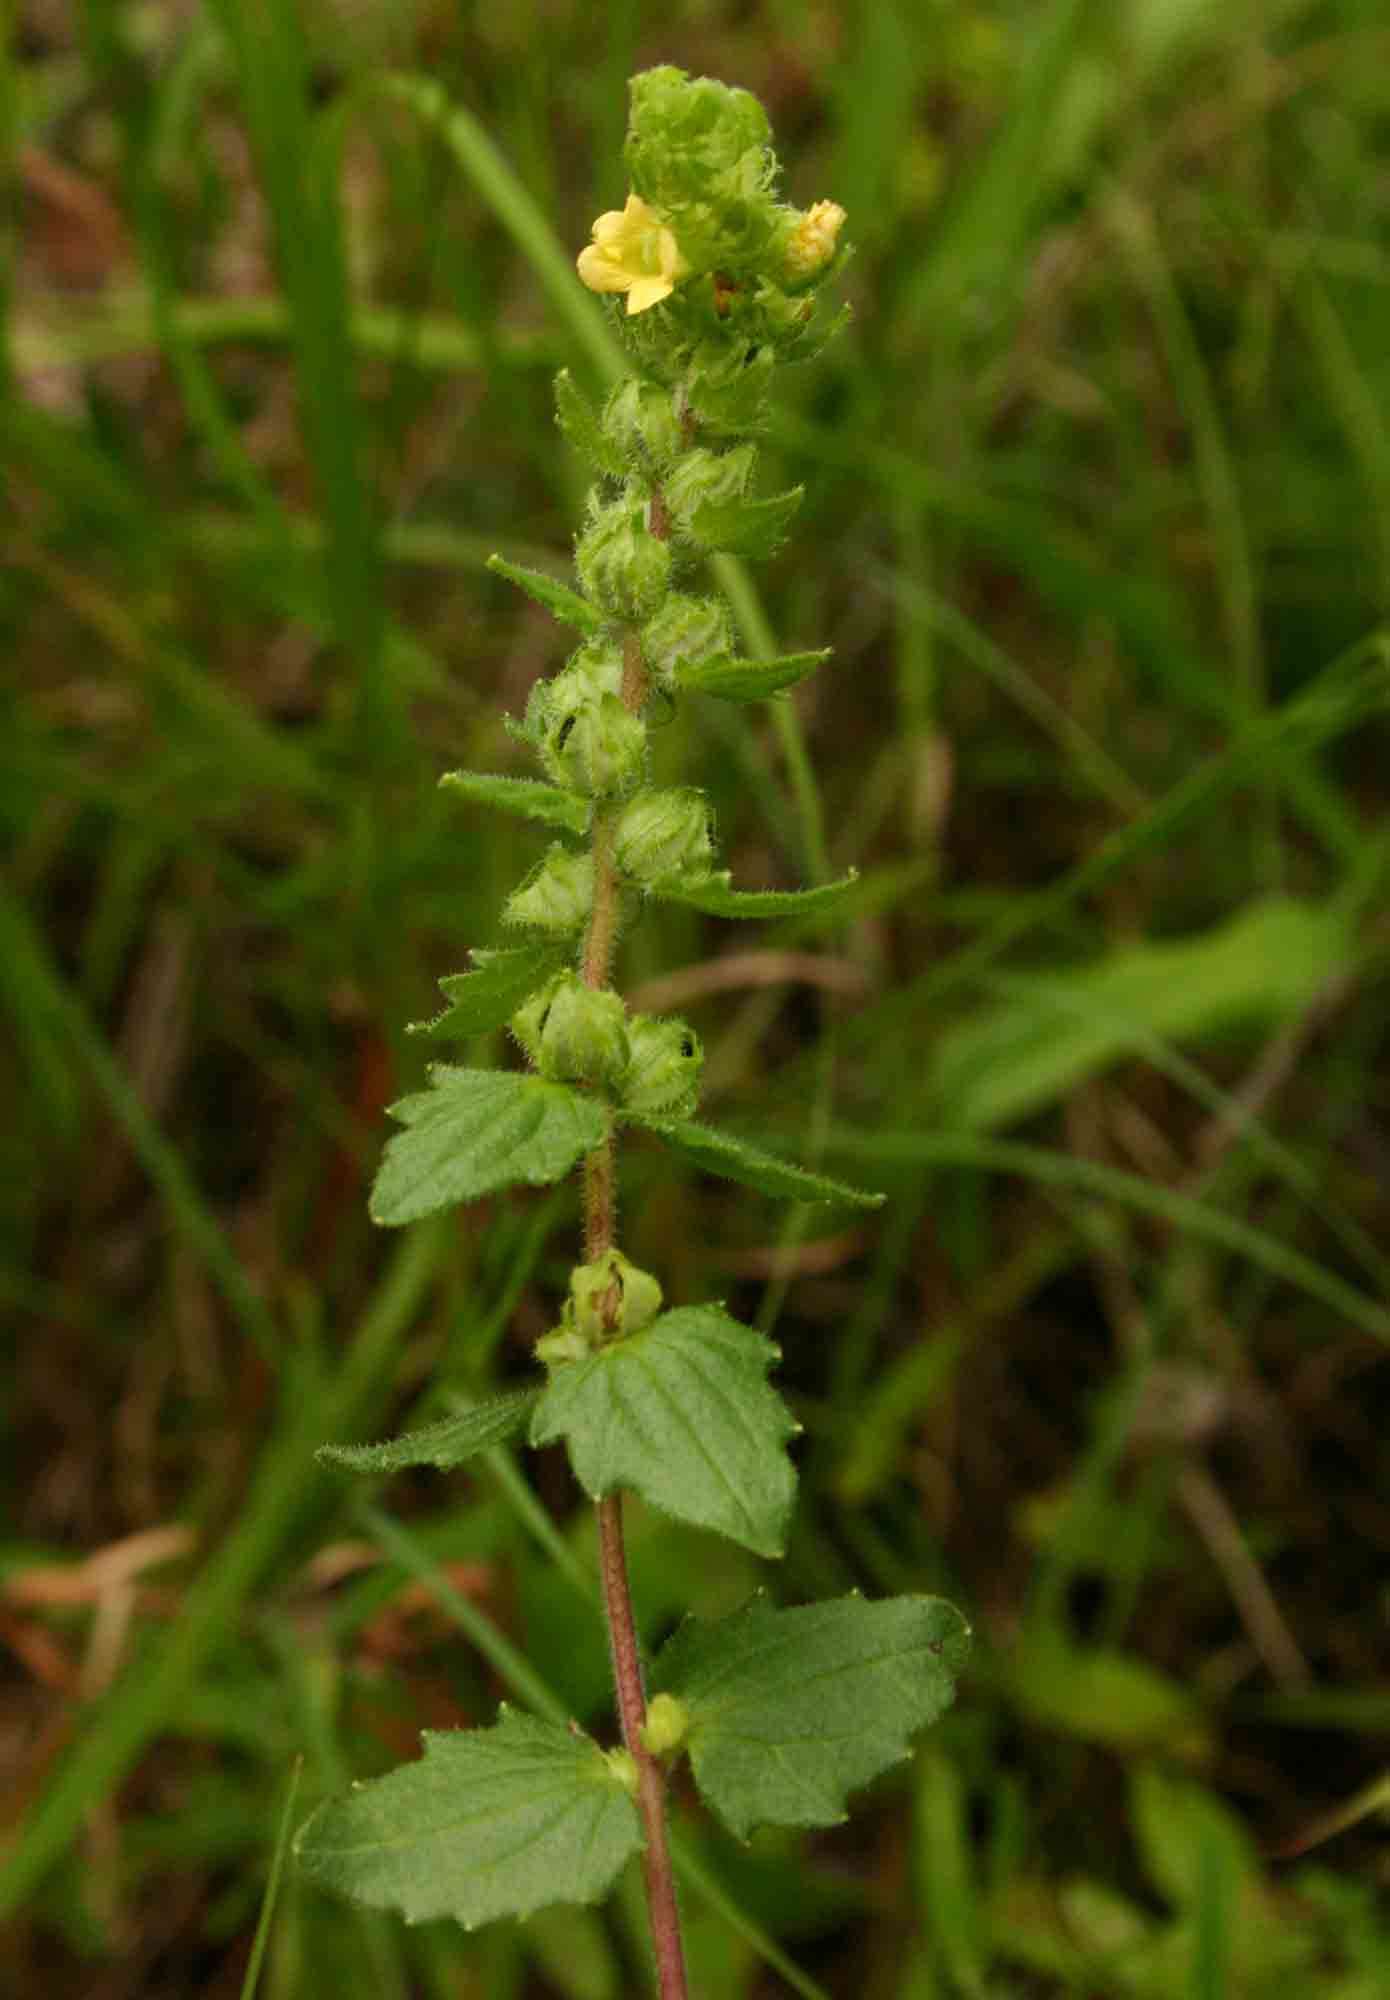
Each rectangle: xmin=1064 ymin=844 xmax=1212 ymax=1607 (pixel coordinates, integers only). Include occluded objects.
xmin=626 ymin=275 xmax=675 ymax=315
xmin=577 ymin=193 xmax=688 ymax=310
xmin=577 ymin=243 xmax=630 ymax=294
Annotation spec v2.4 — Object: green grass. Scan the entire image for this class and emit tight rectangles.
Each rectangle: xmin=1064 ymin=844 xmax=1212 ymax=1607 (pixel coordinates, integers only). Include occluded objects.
xmin=5 ymin=3 xmax=1390 ymax=1995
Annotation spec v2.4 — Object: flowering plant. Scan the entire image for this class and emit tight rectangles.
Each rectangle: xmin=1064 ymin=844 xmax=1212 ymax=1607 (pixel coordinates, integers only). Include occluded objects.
xmin=295 ymin=67 xmax=968 ymax=1996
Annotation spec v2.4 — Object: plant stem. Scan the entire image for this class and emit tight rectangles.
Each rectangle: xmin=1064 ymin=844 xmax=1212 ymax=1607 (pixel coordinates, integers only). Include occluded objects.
xmin=598 ymin=1493 xmax=690 ymax=1999
xmin=579 ymin=615 xmax=688 ymax=1999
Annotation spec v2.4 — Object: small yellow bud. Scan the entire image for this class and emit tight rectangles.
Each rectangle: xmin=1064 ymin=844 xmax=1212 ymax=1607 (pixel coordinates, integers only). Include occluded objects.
xmin=577 ymin=193 xmax=690 ymax=315
xmin=784 ymin=199 xmax=846 ymax=280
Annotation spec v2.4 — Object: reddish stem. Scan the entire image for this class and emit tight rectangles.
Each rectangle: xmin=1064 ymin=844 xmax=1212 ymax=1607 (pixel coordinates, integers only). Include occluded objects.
xmin=598 ymin=1494 xmax=689 ymax=1999
xmin=578 ymin=594 xmax=688 ymax=1999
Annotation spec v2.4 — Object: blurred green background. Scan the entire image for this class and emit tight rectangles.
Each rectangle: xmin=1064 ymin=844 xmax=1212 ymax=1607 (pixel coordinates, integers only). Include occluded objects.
xmin=5 ymin=0 xmax=1390 ymax=1994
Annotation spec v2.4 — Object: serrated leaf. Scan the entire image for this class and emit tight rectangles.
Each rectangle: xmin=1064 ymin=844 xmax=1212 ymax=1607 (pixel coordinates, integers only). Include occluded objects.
xmin=318 ymin=1388 xmax=540 ymax=1474
xmin=688 ymin=486 xmax=804 ymax=558
xmin=488 ymin=553 xmax=603 ymax=635
xmin=440 ymin=770 xmax=591 ymax=834
xmin=674 ymin=649 xmax=829 ymax=701
xmin=632 ymin=1117 xmax=884 ymax=1209
xmin=647 ymin=868 xmax=859 ymax=920
xmin=410 ymin=942 xmax=565 ymax=1040
xmin=295 ymin=1710 xmax=642 ymax=1928
xmin=554 ymin=368 xmax=626 ymax=479
xmin=654 ymin=1595 xmax=971 ymax=1838
xmin=371 ymin=1068 xmax=608 ymax=1226
xmin=529 ymin=1307 xmax=796 ymax=1557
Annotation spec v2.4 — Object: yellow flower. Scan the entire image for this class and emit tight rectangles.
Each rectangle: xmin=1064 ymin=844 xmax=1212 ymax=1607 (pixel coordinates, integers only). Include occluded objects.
xmin=577 ymin=194 xmax=690 ymax=315
xmin=784 ymin=199 xmax=846 ymax=280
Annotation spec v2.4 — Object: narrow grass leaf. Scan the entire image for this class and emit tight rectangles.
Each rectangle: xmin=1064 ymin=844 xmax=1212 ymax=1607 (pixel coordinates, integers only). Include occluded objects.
xmin=440 ymin=770 xmax=592 ymax=834
xmin=410 ymin=942 xmax=566 ymax=1041
xmin=675 ymin=649 xmax=830 ymax=701
xmin=655 ymin=1595 xmax=971 ymax=1839
xmin=530 ymin=1307 xmax=796 ymax=1557
xmin=294 ymin=1710 xmax=642 ymax=1929
xmin=371 ymin=1069 xmax=608 ymax=1226
xmin=319 ymin=1389 xmax=540 ymax=1474
xmin=825 ymin=1128 xmax=1390 ymax=1342
xmin=240 ymin=1759 xmax=304 ymax=2000
xmin=634 ymin=1117 xmax=884 ymax=1209
xmin=648 ymin=870 xmax=859 ymax=921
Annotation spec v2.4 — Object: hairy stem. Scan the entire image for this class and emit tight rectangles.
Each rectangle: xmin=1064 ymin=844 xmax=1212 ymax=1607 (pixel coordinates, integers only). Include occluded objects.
xmin=598 ymin=1493 xmax=689 ymax=2000
xmin=580 ymin=605 xmax=687 ymax=1999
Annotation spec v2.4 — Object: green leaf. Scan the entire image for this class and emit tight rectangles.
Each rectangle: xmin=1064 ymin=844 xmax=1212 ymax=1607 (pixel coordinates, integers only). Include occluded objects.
xmin=440 ymin=770 xmax=591 ymax=834
xmin=633 ymin=1117 xmax=884 ymax=1209
xmin=674 ymin=648 xmax=829 ymax=700
xmin=487 ymin=553 xmax=603 ymax=634
xmin=648 ymin=868 xmax=859 ymax=920
xmin=1009 ymin=1635 xmax=1211 ymax=1757
xmin=928 ymin=897 xmax=1356 ymax=1133
xmin=688 ymin=486 xmax=804 ymax=558
xmin=654 ymin=1594 xmax=971 ymax=1839
xmin=529 ymin=1306 xmax=796 ymax=1557
xmin=318 ymin=1388 xmax=540 ymax=1474
xmin=554 ymin=367 xmax=626 ymax=478
xmin=410 ymin=942 xmax=565 ymax=1040
xmin=294 ymin=1709 xmax=642 ymax=1928
xmin=371 ymin=1068 xmax=608 ymax=1226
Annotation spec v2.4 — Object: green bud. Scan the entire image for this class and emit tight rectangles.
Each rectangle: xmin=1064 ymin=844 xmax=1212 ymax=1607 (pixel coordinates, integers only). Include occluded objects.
xmin=603 ymin=378 xmax=684 ymax=468
xmin=625 ymin=69 xmax=778 ymax=271
xmin=639 ymin=593 xmax=730 ymax=685
xmin=605 ymin=1746 xmax=640 ymax=1796
xmin=621 ymin=1013 xmax=703 ymax=1119
xmin=576 ymin=499 xmax=672 ymax=622
xmin=664 ymin=444 xmax=755 ymax=537
xmin=640 ymin=1693 xmax=690 ymax=1758
xmin=683 ymin=336 xmax=776 ymax=437
xmin=524 ymin=640 xmax=624 ymax=747
xmin=531 ymin=972 xmax=629 ymax=1087
xmin=509 ymin=972 xmax=563 ymax=1067
xmin=568 ymin=1248 xmax=663 ymax=1342
xmin=547 ymin=689 xmax=647 ymax=797
xmin=535 ymin=1322 xmax=590 ymax=1367
xmin=613 ymin=787 xmax=714 ymax=884
xmin=503 ymin=845 xmax=593 ymax=931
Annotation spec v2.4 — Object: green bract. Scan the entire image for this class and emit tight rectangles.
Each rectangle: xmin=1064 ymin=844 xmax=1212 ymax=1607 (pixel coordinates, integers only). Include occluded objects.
xmin=306 ymin=63 xmax=967 ymax=1982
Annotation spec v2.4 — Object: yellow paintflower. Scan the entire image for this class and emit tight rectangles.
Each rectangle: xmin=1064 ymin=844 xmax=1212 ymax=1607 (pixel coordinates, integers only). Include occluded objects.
xmin=784 ymin=199 xmax=846 ymax=280
xmin=577 ymin=194 xmax=690 ymax=315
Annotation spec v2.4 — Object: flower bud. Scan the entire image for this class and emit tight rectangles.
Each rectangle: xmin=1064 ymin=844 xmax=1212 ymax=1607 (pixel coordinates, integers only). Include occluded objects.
xmin=639 ymin=593 xmax=729 ymax=685
xmin=544 ymin=689 xmax=647 ymax=798
xmin=626 ymin=68 xmax=773 ymax=229
xmin=782 ymin=200 xmax=847 ymax=283
xmin=613 ymin=787 xmax=714 ymax=884
xmin=641 ymin=1693 xmax=689 ymax=1757
xmin=664 ymin=444 xmax=755 ymax=536
xmin=576 ymin=500 xmax=671 ymax=622
xmin=529 ymin=972 xmax=629 ymax=1087
xmin=621 ymin=1013 xmax=703 ymax=1119
xmin=535 ymin=1322 xmax=590 ymax=1366
xmin=509 ymin=974 xmax=561 ymax=1068
xmin=603 ymin=378 xmax=684 ymax=467
xmin=525 ymin=640 xmax=624 ymax=746
xmin=568 ymin=1248 xmax=663 ymax=1342
xmin=503 ymin=845 xmax=593 ymax=931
